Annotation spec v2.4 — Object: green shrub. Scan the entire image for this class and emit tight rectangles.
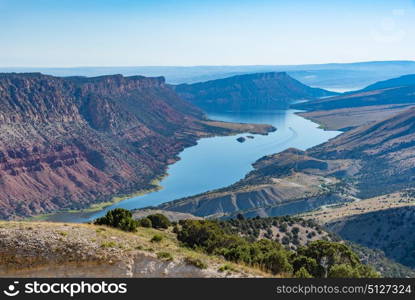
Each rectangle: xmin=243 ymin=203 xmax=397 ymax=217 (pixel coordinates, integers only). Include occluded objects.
xmin=291 ymin=227 xmax=300 ymax=235
xmin=297 ymin=240 xmax=360 ymax=277
xmin=184 ymin=257 xmax=207 ymax=269
xmin=94 ymin=208 xmax=138 ymax=232
xmin=291 ymin=255 xmax=319 ymax=277
xmin=157 ymin=251 xmax=173 ymax=261
xmin=138 ymin=217 xmax=152 ymax=228
xmin=147 ymin=214 xmax=171 ymax=229
xmin=295 ymin=267 xmax=313 ymax=278
xmin=151 ymin=234 xmax=163 ymax=243
xmin=177 ymin=220 xmax=292 ymax=275
xmin=236 ymin=213 xmax=245 ymax=220
xmin=280 ymin=223 xmax=288 ymax=232
xmin=281 ymin=236 xmax=290 ymax=245
xmin=172 ymin=224 xmax=180 ymax=234
xmin=297 ymin=240 xmax=378 ymax=278
xmin=176 ymin=219 xmax=378 ymax=278
xmin=328 ymin=264 xmax=361 ymax=278
xmin=218 ymin=264 xmax=237 ymax=273
xmin=355 ymin=264 xmax=381 ymax=278
xmin=100 ymin=241 xmax=117 ymax=248
xmin=177 ymin=220 xmax=230 ymax=253
xmin=260 ymin=248 xmax=293 ymax=274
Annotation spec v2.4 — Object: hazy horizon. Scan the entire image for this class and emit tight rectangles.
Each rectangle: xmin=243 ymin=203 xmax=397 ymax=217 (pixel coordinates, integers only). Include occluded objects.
xmin=2 ymin=59 xmax=415 ymax=69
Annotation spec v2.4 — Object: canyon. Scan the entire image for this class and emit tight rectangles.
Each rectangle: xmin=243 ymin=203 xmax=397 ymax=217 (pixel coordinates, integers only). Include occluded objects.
xmin=0 ymin=73 xmax=273 ymax=219
xmin=3 ymin=70 xmax=415 ymax=275
xmin=160 ymin=96 xmax=415 ymax=220
xmin=157 ymin=74 xmax=415 ymax=271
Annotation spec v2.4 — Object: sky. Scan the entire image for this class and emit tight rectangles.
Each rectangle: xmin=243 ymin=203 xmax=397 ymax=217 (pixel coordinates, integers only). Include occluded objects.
xmin=0 ymin=0 xmax=414 ymax=67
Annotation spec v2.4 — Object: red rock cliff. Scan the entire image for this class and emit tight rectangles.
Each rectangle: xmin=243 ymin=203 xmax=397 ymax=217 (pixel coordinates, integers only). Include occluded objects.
xmin=0 ymin=73 xmax=211 ymax=219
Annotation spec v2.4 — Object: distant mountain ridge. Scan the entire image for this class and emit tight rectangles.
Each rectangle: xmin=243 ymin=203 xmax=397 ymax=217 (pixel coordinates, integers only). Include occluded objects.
xmin=362 ymin=74 xmax=415 ymax=91
xmin=293 ymin=74 xmax=415 ymax=111
xmin=174 ymin=72 xmax=336 ymax=111
xmin=3 ymin=60 xmax=415 ymax=90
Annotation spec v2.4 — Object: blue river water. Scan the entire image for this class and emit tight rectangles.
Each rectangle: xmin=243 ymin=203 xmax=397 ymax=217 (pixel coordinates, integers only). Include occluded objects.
xmin=66 ymin=109 xmax=340 ymax=222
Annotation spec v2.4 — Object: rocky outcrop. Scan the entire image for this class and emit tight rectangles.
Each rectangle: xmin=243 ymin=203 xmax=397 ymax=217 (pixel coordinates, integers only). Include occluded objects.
xmin=174 ymin=72 xmax=336 ymax=111
xmin=0 ymin=73 xmax=273 ymax=219
xmin=0 ymin=251 xmax=235 ymax=278
xmin=0 ymin=222 xmax=263 ymax=277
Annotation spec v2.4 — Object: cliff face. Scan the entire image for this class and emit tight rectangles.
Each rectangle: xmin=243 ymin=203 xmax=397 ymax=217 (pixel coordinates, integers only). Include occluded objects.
xmin=174 ymin=72 xmax=336 ymax=111
xmin=0 ymin=73 xmax=269 ymax=219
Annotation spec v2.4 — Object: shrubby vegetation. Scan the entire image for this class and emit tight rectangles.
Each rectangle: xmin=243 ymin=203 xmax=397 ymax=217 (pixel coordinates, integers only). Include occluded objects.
xmin=218 ymin=264 xmax=238 ymax=273
xmin=138 ymin=217 xmax=152 ymax=228
xmin=151 ymin=234 xmax=163 ymax=243
xmin=295 ymin=240 xmax=378 ymax=278
xmin=94 ymin=208 xmax=138 ymax=232
xmin=184 ymin=257 xmax=208 ymax=269
xmin=94 ymin=209 xmax=380 ymax=278
xmin=93 ymin=209 xmax=171 ymax=231
xmin=157 ymin=251 xmax=173 ymax=261
xmin=218 ymin=215 xmax=333 ymax=245
xmin=146 ymin=214 xmax=171 ymax=229
xmin=177 ymin=219 xmax=379 ymax=278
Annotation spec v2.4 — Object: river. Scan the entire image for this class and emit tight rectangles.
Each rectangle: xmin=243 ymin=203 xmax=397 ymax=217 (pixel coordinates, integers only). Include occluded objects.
xmin=52 ymin=109 xmax=340 ymax=222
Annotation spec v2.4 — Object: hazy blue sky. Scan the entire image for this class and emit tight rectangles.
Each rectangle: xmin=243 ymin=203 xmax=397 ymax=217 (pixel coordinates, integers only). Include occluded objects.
xmin=0 ymin=0 xmax=414 ymax=67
